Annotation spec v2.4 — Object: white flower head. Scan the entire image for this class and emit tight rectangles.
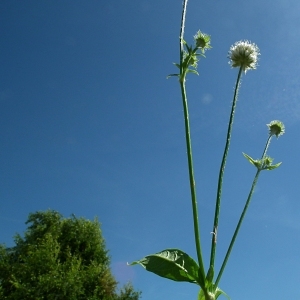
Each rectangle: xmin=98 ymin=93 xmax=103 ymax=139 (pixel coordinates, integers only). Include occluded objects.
xmin=228 ymin=40 xmax=260 ymax=73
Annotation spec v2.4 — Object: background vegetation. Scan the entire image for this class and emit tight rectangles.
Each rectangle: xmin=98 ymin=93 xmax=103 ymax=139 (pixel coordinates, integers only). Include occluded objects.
xmin=0 ymin=210 xmax=141 ymax=300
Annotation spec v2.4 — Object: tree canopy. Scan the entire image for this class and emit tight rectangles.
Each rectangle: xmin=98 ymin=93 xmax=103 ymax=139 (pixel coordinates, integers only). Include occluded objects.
xmin=0 ymin=210 xmax=141 ymax=300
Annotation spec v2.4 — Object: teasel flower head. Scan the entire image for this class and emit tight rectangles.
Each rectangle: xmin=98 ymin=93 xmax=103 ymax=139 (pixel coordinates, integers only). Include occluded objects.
xmin=194 ymin=30 xmax=212 ymax=54
xmin=267 ymin=120 xmax=285 ymax=138
xmin=228 ymin=40 xmax=260 ymax=73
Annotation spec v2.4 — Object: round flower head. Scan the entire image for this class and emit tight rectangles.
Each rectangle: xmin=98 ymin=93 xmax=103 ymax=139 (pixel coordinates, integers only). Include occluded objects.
xmin=267 ymin=120 xmax=285 ymax=138
xmin=228 ymin=40 xmax=260 ymax=73
xmin=194 ymin=30 xmax=212 ymax=53
xmin=263 ymin=156 xmax=273 ymax=167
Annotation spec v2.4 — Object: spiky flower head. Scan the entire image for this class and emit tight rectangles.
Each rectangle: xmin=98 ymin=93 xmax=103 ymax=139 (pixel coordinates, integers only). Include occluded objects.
xmin=262 ymin=156 xmax=273 ymax=167
xmin=182 ymin=50 xmax=198 ymax=68
xmin=261 ymin=155 xmax=282 ymax=170
xmin=228 ymin=40 xmax=260 ymax=73
xmin=194 ymin=30 xmax=212 ymax=53
xmin=267 ymin=120 xmax=285 ymax=138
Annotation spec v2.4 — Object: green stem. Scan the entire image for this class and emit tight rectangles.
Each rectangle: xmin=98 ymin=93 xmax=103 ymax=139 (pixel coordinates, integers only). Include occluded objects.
xmin=179 ymin=80 xmax=205 ymax=281
xmin=209 ymin=66 xmax=243 ymax=270
xmin=215 ymin=134 xmax=273 ymax=286
xmin=261 ymin=135 xmax=272 ymax=159
xmin=215 ymin=169 xmax=261 ymax=286
xmin=178 ymin=0 xmax=205 ymax=282
xmin=179 ymin=0 xmax=188 ymax=68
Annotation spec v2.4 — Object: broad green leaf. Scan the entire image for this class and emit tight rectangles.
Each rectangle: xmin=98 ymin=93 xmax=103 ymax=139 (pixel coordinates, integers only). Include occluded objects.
xmin=129 ymin=248 xmax=199 ymax=284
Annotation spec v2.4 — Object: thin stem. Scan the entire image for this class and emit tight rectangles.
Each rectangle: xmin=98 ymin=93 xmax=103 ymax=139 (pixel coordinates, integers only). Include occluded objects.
xmin=178 ymin=0 xmax=205 ymax=281
xmin=180 ymin=80 xmax=205 ymax=281
xmin=215 ymin=169 xmax=260 ymax=286
xmin=215 ymin=134 xmax=273 ymax=285
xmin=209 ymin=66 xmax=243 ymax=270
xmin=261 ymin=135 xmax=272 ymax=159
xmin=179 ymin=0 xmax=188 ymax=67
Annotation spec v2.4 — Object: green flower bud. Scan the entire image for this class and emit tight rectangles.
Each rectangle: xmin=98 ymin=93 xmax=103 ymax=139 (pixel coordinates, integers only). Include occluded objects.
xmin=183 ymin=51 xmax=198 ymax=68
xmin=267 ymin=120 xmax=285 ymax=138
xmin=264 ymin=156 xmax=273 ymax=166
xmin=193 ymin=30 xmax=212 ymax=53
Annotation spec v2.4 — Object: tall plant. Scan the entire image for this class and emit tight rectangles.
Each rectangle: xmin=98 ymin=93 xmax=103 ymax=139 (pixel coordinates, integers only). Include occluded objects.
xmin=129 ymin=1 xmax=284 ymax=299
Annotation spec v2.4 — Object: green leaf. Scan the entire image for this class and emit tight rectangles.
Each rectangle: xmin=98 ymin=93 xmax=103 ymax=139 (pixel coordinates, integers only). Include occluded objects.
xmin=186 ymin=69 xmax=199 ymax=75
xmin=198 ymin=289 xmax=206 ymax=300
xmin=173 ymin=63 xmax=181 ymax=69
xmin=214 ymin=287 xmax=230 ymax=300
xmin=180 ymin=38 xmax=187 ymax=45
xmin=197 ymin=268 xmax=206 ymax=289
xmin=198 ymin=286 xmax=230 ymax=300
xmin=198 ymin=289 xmax=215 ymax=300
xmin=195 ymin=52 xmax=206 ymax=58
xmin=167 ymin=73 xmax=179 ymax=79
xmin=243 ymin=152 xmax=260 ymax=168
xmin=185 ymin=44 xmax=192 ymax=52
xmin=129 ymin=248 xmax=200 ymax=284
xmin=265 ymin=162 xmax=282 ymax=170
xmin=205 ymin=265 xmax=214 ymax=286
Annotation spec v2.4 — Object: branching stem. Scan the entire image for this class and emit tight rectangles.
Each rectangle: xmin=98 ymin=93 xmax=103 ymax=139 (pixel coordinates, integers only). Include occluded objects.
xmin=215 ymin=134 xmax=274 ymax=285
xmin=179 ymin=0 xmax=205 ymax=282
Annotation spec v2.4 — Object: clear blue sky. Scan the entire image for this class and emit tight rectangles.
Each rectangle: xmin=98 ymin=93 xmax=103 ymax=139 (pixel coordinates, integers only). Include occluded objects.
xmin=1 ymin=1 xmax=300 ymax=299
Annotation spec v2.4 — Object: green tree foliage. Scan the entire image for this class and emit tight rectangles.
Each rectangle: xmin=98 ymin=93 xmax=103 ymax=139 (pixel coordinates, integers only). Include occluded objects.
xmin=0 ymin=210 xmax=141 ymax=300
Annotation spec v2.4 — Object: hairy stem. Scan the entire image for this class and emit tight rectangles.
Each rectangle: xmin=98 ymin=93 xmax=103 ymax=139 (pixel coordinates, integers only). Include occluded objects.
xmin=215 ymin=134 xmax=273 ymax=285
xmin=215 ymin=169 xmax=260 ymax=286
xmin=261 ymin=135 xmax=272 ymax=158
xmin=209 ymin=66 xmax=243 ymax=270
xmin=180 ymin=80 xmax=205 ymax=281
xmin=179 ymin=0 xmax=205 ymax=282
xmin=180 ymin=0 xmax=188 ymax=67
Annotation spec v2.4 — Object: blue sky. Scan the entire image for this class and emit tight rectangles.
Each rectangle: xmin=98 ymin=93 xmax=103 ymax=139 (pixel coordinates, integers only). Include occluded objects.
xmin=1 ymin=0 xmax=300 ymax=299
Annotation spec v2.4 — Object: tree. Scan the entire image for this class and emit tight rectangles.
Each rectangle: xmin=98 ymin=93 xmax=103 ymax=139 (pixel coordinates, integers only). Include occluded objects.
xmin=0 ymin=210 xmax=141 ymax=300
